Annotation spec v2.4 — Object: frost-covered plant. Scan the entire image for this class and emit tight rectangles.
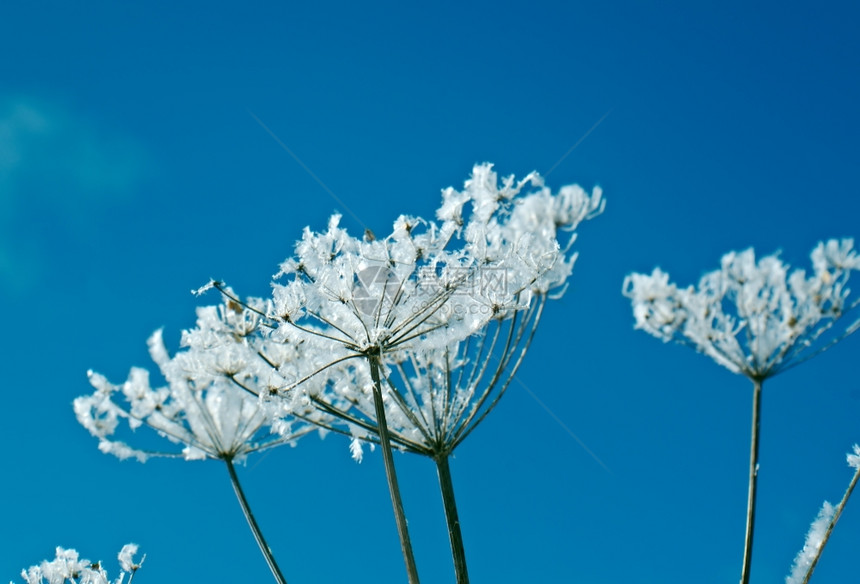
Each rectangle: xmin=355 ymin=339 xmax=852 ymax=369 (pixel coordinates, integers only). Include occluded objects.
xmin=786 ymin=445 xmax=860 ymax=584
xmin=71 ymin=164 xmax=602 ymax=584
xmin=206 ymin=164 xmax=603 ymax=584
xmin=623 ymin=240 xmax=860 ymax=584
xmin=15 ymin=544 xmax=142 ymax=584
xmin=299 ymin=168 xmax=603 ymax=581
xmin=75 ymin=299 xmax=312 ymax=584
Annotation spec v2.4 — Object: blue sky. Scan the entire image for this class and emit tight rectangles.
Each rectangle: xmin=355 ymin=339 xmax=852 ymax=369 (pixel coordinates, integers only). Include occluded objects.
xmin=2 ymin=1 xmax=860 ymax=582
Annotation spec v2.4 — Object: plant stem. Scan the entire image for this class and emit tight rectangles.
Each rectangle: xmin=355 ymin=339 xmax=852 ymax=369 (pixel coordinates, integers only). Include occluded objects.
xmin=435 ymin=454 xmax=469 ymax=584
xmin=224 ymin=458 xmax=288 ymax=584
xmin=799 ymin=462 xmax=860 ymax=584
xmin=369 ymin=357 xmax=421 ymax=584
xmin=740 ymin=378 xmax=763 ymax=584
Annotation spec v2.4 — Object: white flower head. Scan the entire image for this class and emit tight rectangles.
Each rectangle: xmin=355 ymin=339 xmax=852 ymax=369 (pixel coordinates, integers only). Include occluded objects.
xmin=623 ymin=240 xmax=860 ymax=379
xmin=270 ymin=164 xmax=602 ymax=362
xmin=76 ymin=298 xmax=311 ymax=463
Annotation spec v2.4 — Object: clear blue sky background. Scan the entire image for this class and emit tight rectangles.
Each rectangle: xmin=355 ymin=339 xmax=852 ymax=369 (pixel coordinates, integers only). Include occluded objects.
xmin=2 ymin=2 xmax=859 ymax=583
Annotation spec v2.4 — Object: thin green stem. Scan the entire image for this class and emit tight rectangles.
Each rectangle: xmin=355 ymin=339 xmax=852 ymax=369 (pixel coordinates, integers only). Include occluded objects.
xmin=369 ymin=357 xmax=421 ymax=584
xmin=435 ymin=454 xmax=469 ymax=584
xmin=799 ymin=462 xmax=860 ymax=584
xmin=740 ymin=378 xmax=763 ymax=584
xmin=224 ymin=458 xmax=288 ymax=584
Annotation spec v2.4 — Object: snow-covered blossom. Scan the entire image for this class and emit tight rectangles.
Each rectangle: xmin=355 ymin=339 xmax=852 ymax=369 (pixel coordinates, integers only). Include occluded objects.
xmin=15 ymin=545 xmax=143 ymax=584
xmin=75 ymin=298 xmax=311 ymax=462
xmin=786 ymin=502 xmax=835 ymax=584
xmin=252 ymin=165 xmax=602 ymax=452
xmin=266 ymin=164 xmax=603 ymax=370
xmin=623 ymin=239 xmax=860 ymax=378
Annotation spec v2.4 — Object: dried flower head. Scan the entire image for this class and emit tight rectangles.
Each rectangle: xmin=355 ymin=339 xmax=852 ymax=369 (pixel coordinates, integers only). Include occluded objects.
xmin=75 ymin=299 xmax=310 ymax=462
xmin=272 ymin=164 xmax=603 ymax=455
xmin=623 ymin=239 xmax=860 ymax=379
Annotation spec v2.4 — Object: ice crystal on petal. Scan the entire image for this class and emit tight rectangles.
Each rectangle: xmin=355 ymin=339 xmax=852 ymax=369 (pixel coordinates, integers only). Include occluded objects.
xmin=117 ymin=544 xmax=142 ymax=573
xmin=192 ymin=279 xmax=217 ymax=296
xmin=349 ymin=436 xmax=365 ymax=463
xmin=624 ymin=240 xmax=860 ymax=379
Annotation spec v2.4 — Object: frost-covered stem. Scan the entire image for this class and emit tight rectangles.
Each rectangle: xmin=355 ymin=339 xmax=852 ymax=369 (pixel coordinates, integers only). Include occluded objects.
xmin=740 ymin=378 xmax=763 ymax=584
xmin=370 ymin=357 xmax=421 ymax=584
xmin=435 ymin=454 xmax=469 ymax=584
xmin=225 ymin=458 xmax=288 ymax=584
xmin=798 ymin=463 xmax=860 ymax=584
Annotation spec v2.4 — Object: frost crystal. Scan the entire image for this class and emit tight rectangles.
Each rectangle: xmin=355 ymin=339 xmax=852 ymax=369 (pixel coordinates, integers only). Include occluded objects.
xmin=117 ymin=544 xmax=142 ymax=573
xmin=786 ymin=502 xmax=835 ymax=584
xmin=623 ymin=240 xmax=860 ymax=378
xmin=848 ymin=444 xmax=860 ymax=470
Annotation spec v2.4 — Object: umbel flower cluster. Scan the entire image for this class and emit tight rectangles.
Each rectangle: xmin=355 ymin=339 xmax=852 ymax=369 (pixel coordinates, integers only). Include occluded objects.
xmin=67 ymin=164 xmax=604 ymax=584
xmin=623 ymin=239 xmax=860 ymax=379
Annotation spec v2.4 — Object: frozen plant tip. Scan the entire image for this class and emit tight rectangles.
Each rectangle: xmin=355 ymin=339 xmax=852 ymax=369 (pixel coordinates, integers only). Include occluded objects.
xmin=15 ymin=545 xmax=143 ymax=584
xmin=623 ymin=239 xmax=860 ymax=584
xmin=786 ymin=502 xmax=835 ymax=584
xmin=786 ymin=445 xmax=860 ymax=584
